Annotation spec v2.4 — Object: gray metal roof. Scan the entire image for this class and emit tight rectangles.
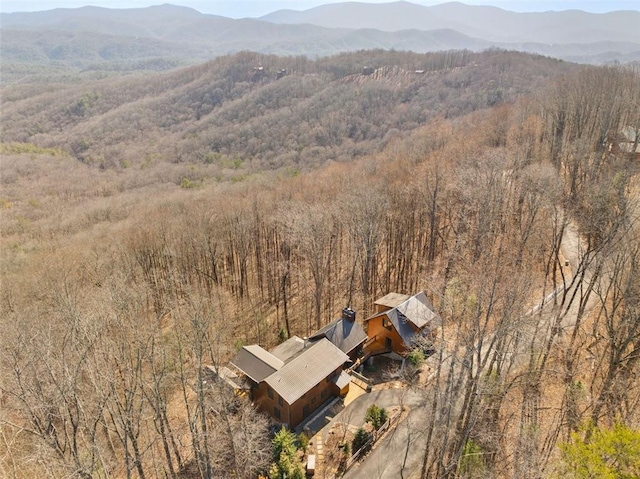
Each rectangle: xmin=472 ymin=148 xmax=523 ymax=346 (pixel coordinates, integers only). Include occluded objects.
xmin=388 ymin=309 xmax=418 ymax=346
xmin=365 ymin=292 xmax=441 ymax=348
xmin=396 ymin=291 xmax=441 ymax=329
xmin=230 ymin=345 xmax=284 ymax=383
xmin=309 ymin=317 xmax=367 ymax=355
xmin=374 ymin=292 xmax=411 ymax=310
xmin=333 ymin=370 xmax=352 ymax=389
xmin=270 ymin=336 xmax=306 ymax=362
xmin=265 ymin=338 xmax=349 ymax=405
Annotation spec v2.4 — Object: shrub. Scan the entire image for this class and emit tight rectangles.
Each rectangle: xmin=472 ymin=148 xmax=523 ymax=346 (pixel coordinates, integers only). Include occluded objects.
xmin=352 ymin=427 xmax=371 ymax=454
xmin=338 ymin=441 xmax=351 ymax=474
xmin=407 ymin=348 xmax=425 ymax=367
xmin=460 ymin=439 xmax=485 ymax=476
xmin=298 ymin=431 xmax=309 ymax=451
xmin=365 ymin=404 xmax=388 ymax=430
xmin=272 ymin=427 xmax=297 ymax=461
xmin=342 ymin=441 xmax=351 ymax=457
xmin=278 ymin=327 xmax=288 ymax=343
xmin=269 ymin=428 xmax=305 ymax=479
xmin=379 ymin=406 xmax=388 ymax=426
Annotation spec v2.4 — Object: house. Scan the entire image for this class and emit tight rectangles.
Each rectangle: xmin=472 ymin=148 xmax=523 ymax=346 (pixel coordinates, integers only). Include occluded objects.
xmin=364 ymin=291 xmax=441 ymax=355
xmin=230 ymin=337 xmax=350 ymax=428
xmin=607 ymin=126 xmax=640 ymax=160
xmin=308 ymin=307 xmax=367 ymax=362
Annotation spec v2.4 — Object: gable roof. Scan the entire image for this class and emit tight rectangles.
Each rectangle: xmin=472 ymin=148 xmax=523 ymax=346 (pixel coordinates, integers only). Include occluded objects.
xmin=367 ymin=308 xmax=418 ymax=345
xmin=270 ymin=336 xmax=306 ymax=362
xmin=374 ymin=292 xmax=411 ymax=310
xmin=230 ymin=345 xmax=284 ymax=383
xmin=365 ymin=291 xmax=441 ymax=347
xmin=265 ymin=338 xmax=349 ymax=405
xmin=396 ymin=291 xmax=441 ymax=329
xmin=309 ymin=316 xmax=367 ymax=355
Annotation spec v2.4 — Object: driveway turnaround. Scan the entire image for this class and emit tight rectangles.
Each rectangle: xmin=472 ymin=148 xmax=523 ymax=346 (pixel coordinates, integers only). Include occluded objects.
xmin=326 ymin=387 xmax=427 ymax=479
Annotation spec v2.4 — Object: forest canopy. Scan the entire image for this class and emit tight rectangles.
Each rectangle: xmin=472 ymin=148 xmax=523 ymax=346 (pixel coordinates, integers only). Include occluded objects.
xmin=1 ymin=49 xmax=639 ymax=479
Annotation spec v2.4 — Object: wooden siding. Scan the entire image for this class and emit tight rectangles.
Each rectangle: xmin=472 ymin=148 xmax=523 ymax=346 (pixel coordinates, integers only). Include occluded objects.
xmin=251 ymin=366 xmax=344 ymax=428
xmin=288 ymin=370 xmax=338 ymax=427
xmin=375 ymin=303 xmax=391 ymax=314
xmin=365 ymin=316 xmax=409 ymax=354
xmin=252 ymin=381 xmax=292 ymax=426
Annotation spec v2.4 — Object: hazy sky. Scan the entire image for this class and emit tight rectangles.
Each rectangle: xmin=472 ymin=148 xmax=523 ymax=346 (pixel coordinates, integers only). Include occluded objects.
xmin=2 ymin=0 xmax=639 ymax=16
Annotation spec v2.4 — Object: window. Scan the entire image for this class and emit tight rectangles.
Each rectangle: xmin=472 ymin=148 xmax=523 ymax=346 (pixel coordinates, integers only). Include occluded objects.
xmin=267 ymin=387 xmax=273 ymax=399
xmin=383 ymin=317 xmax=393 ymax=330
xmin=321 ymin=389 xmax=328 ymax=400
xmin=274 ymin=407 xmax=281 ymax=420
xmin=303 ymin=405 xmax=310 ymax=418
xmin=311 ymin=395 xmax=317 ymax=405
xmin=278 ymin=396 xmax=284 ymax=407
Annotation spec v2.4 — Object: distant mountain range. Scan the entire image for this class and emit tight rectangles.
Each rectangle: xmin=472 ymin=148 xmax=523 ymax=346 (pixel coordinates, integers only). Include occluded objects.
xmin=2 ymin=2 xmax=639 ymax=82
xmin=261 ymin=1 xmax=640 ymax=45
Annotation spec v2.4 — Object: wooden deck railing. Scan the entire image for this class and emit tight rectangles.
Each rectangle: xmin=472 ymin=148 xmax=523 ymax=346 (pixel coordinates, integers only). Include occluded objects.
xmin=340 ymin=409 xmax=402 ymax=474
xmin=348 ymin=370 xmax=372 ymax=392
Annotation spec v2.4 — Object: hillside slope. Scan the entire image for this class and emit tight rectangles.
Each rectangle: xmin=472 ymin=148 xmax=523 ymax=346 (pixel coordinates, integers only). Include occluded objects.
xmin=1 ymin=49 xmax=575 ymax=176
xmin=1 ymin=56 xmax=638 ymax=479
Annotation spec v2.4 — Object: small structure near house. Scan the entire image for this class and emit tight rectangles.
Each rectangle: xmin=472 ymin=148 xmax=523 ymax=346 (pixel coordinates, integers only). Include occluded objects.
xmin=204 ymin=364 xmax=249 ymax=396
xmin=230 ymin=338 xmax=351 ymax=428
xmin=364 ymin=292 xmax=441 ymax=356
xmin=607 ymin=126 xmax=640 ymax=160
xmin=306 ymin=454 xmax=316 ymax=475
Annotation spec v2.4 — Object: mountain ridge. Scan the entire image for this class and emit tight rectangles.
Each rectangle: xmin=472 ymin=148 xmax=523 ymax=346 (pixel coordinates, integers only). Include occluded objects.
xmin=1 ymin=2 xmax=639 ymax=83
xmin=260 ymin=1 xmax=640 ymax=44
xmin=1 ymin=49 xmax=575 ymax=173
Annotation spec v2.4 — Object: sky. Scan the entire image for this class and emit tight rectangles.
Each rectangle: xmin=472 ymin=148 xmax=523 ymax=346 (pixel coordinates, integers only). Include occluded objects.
xmin=2 ymin=0 xmax=639 ymax=16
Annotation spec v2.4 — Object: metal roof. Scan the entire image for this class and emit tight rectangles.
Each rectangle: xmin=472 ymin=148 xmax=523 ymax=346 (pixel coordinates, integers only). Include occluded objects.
xmin=396 ymin=291 xmax=441 ymax=329
xmin=309 ymin=317 xmax=367 ymax=355
xmin=265 ymin=338 xmax=349 ymax=405
xmin=230 ymin=345 xmax=284 ymax=383
xmin=333 ymin=370 xmax=352 ymax=390
xmin=365 ymin=292 xmax=442 ymax=348
xmin=270 ymin=336 xmax=306 ymax=362
xmin=388 ymin=309 xmax=418 ymax=346
xmin=374 ymin=292 xmax=411 ymax=310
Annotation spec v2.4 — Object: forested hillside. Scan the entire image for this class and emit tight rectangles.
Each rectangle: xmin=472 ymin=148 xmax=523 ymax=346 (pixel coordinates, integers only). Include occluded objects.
xmin=1 ymin=49 xmax=639 ymax=479
xmin=2 ymin=49 xmax=571 ymax=175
